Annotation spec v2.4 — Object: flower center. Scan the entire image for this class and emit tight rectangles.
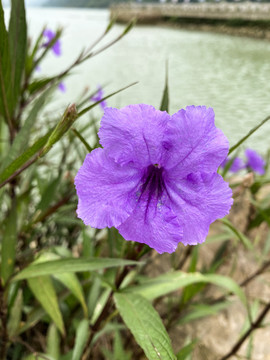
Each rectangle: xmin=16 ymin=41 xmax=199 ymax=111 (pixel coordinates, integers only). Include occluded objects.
xmin=139 ymin=164 xmax=165 ymax=206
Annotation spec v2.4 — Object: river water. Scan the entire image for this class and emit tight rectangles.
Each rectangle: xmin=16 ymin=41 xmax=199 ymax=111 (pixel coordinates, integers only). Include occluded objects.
xmin=11 ymin=8 xmax=270 ymax=152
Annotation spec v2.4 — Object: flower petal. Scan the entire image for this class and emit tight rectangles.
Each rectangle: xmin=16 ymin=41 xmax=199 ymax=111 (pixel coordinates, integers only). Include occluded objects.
xmin=98 ymin=104 xmax=170 ymax=168
xmin=75 ymin=148 xmax=141 ymax=228
xmin=220 ymin=156 xmax=245 ymax=173
xmin=118 ymin=199 xmax=183 ymax=254
xmin=164 ymin=106 xmax=229 ymax=176
xmin=245 ymin=149 xmax=265 ymax=175
xmin=165 ymin=172 xmax=233 ymax=245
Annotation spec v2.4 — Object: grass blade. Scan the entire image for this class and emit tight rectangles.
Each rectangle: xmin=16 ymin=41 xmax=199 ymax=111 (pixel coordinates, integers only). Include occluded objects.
xmin=229 ymin=115 xmax=270 ymax=155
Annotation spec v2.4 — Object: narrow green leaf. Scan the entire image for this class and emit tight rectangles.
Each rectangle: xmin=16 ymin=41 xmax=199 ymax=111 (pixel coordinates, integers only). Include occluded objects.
xmin=113 ymin=330 xmax=129 ymax=360
xmin=221 ymin=218 xmax=253 ymax=250
xmin=0 ymin=129 xmax=52 ymax=188
xmin=90 ymin=288 xmax=110 ymax=325
xmin=0 ymin=87 xmax=51 ymax=172
xmin=114 ymin=293 xmax=176 ymax=360
xmin=0 ymin=2 xmax=11 ymax=123
xmin=229 ymin=115 xmax=270 ymax=155
xmin=47 ymin=323 xmax=60 ymax=360
xmin=181 ymin=247 xmax=199 ymax=305
xmin=87 ymin=276 xmax=101 ymax=318
xmin=18 ymin=307 xmax=46 ymax=335
xmin=72 ymin=128 xmax=92 ymax=152
xmin=78 ymin=82 xmax=137 ymax=118
xmin=1 ymin=200 xmax=17 ymax=284
xmin=12 ymin=258 xmax=139 ymax=281
xmin=248 ymin=205 xmax=270 ymax=229
xmin=39 ymin=104 xmax=78 ymax=157
xmin=26 ymin=26 xmax=45 ymax=76
xmin=178 ymin=302 xmax=231 ymax=325
xmin=176 ymin=340 xmax=197 ymax=360
xmin=7 ymin=288 xmax=23 ymax=337
xmin=71 ymin=319 xmax=89 ymax=360
xmin=28 ymin=77 xmax=55 ymax=95
xmin=37 ymin=177 xmax=60 ymax=212
xmin=8 ymin=0 xmax=27 ymax=112
xmin=125 ymin=271 xmax=246 ymax=305
xmin=28 ymin=275 xmax=65 ymax=335
xmin=160 ymin=62 xmax=169 ymax=112
xmin=54 ymin=272 xmax=88 ymax=318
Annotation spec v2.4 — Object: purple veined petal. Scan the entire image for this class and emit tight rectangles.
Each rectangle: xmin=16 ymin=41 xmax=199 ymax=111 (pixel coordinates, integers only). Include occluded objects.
xmin=118 ymin=192 xmax=183 ymax=254
xmin=245 ymin=149 xmax=265 ymax=175
xmin=163 ymin=106 xmax=229 ymax=177
xmin=220 ymin=156 xmax=245 ymax=172
xmin=164 ymin=171 xmax=233 ymax=246
xmin=75 ymin=148 xmax=142 ymax=229
xmin=58 ymin=82 xmax=66 ymax=93
xmin=75 ymin=103 xmax=233 ymax=254
xmin=99 ymin=104 xmax=170 ymax=168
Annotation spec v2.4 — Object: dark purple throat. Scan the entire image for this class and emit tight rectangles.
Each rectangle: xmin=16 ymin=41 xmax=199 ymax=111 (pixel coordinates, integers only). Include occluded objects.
xmin=139 ymin=165 xmax=166 ymax=216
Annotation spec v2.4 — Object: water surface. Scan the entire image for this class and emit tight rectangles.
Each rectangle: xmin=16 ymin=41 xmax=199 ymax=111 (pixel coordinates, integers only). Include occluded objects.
xmin=17 ymin=8 xmax=270 ymax=152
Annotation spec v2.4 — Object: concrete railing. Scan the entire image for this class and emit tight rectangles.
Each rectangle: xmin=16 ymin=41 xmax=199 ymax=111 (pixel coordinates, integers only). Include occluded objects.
xmin=110 ymin=3 xmax=270 ymax=22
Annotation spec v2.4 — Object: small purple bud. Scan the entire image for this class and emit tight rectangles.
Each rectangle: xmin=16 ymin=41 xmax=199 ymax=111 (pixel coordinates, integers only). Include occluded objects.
xmin=58 ymin=82 xmax=66 ymax=93
xmin=43 ymin=28 xmax=62 ymax=57
xmin=91 ymin=85 xmax=107 ymax=111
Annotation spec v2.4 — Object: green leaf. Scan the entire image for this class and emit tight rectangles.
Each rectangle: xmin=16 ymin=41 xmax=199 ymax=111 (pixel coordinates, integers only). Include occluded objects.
xmin=87 ymin=276 xmax=101 ymax=318
xmin=1 ymin=200 xmax=17 ymax=284
xmin=125 ymin=271 xmax=246 ymax=305
xmin=54 ymin=272 xmax=88 ymax=318
xmin=47 ymin=323 xmax=60 ymax=360
xmin=77 ymin=82 xmax=137 ymax=118
xmin=160 ymin=62 xmax=169 ymax=112
xmin=176 ymin=340 xmax=197 ymax=360
xmin=39 ymin=104 xmax=78 ymax=157
xmin=0 ymin=2 xmax=11 ymax=123
xmin=0 ymin=87 xmax=51 ymax=172
xmin=178 ymin=302 xmax=231 ymax=325
xmin=113 ymin=330 xmax=129 ymax=360
xmin=114 ymin=293 xmax=176 ymax=360
xmin=37 ymin=177 xmax=60 ymax=212
xmin=71 ymin=319 xmax=89 ymax=360
xmin=12 ymin=258 xmax=139 ymax=281
xmin=8 ymin=0 xmax=27 ymax=113
xmin=229 ymin=115 xmax=270 ymax=155
xmin=28 ymin=275 xmax=65 ymax=335
xmin=180 ymin=247 xmax=199 ymax=306
xmin=7 ymin=288 xmax=23 ymax=337
xmin=221 ymin=218 xmax=253 ymax=250
xmin=72 ymin=128 xmax=92 ymax=152
xmin=28 ymin=77 xmax=55 ymax=95
xmin=0 ymin=129 xmax=52 ymax=188
xmin=90 ymin=288 xmax=111 ymax=325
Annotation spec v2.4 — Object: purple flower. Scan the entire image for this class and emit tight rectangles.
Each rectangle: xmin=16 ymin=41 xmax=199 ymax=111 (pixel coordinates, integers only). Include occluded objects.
xmin=75 ymin=104 xmax=233 ymax=254
xmin=58 ymin=82 xmax=66 ymax=93
xmin=43 ymin=29 xmax=61 ymax=56
xmin=220 ymin=156 xmax=245 ymax=173
xmin=245 ymin=149 xmax=265 ymax=175
xmin=91 ymin=86 xmax=107 ymax=111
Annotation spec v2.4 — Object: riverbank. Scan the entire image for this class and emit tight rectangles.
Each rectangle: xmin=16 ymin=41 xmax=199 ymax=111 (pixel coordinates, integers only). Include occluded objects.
xmin=111 ymin=3 xmax=270 ymax=40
